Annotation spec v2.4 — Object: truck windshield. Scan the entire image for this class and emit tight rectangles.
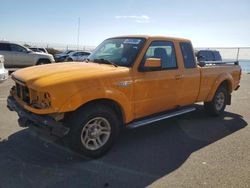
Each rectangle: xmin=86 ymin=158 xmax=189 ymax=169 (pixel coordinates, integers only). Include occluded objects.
xmin=88 ymin=38 xmax=146 ymax=67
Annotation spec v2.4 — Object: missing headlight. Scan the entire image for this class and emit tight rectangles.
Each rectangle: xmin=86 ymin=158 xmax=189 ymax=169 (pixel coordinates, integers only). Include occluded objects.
xmin=31 ymin=92 xmax=51 ymax=109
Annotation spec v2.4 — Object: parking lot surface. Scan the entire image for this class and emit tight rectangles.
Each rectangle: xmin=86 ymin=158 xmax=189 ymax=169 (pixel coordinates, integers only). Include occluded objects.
xmin=0 ymin=75 xmax=249 ymax=188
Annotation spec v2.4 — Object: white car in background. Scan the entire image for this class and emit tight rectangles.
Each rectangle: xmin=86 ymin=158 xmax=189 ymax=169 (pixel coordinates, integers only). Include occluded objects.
xmin=0 ymin=55 xmax=8 ymax=82
xmin=29 ymin=47 xmax=49 ymax=54
xmin=66 ymin=51 xmax=91 ymax=62
xmin=0 ymin=41 xmax=55 ymax=68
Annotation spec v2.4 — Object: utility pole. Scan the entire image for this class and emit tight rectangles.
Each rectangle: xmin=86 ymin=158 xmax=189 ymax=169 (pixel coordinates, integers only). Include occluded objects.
xmin=77 ymin=17 xmax=80 ymax=50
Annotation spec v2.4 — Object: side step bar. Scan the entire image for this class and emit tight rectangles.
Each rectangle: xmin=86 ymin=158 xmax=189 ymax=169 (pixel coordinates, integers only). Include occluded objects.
xmin=127 ymin=107 xmax=196 ymax=129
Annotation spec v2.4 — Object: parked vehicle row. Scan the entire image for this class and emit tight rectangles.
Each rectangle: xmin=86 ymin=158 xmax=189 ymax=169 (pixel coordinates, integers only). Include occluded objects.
xmin=0 ymin=40 xmax=92 ymax=69
xmin=54 ymin=50 xmax=91 ymax=62
xmin=0 ymin=41 xmax=55 ymax=68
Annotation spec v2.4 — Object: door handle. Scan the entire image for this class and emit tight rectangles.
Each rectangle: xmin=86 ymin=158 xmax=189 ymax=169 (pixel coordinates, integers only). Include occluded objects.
xmin=175 ymin=74 xmax=184 ymax=80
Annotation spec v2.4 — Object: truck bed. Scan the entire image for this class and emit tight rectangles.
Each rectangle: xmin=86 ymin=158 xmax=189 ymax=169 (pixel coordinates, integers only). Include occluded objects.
xmin=197 ymin=63 xmax=241 ymax=102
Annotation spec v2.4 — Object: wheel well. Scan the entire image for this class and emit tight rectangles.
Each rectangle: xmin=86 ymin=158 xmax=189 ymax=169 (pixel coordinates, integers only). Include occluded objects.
xmin=37 ymin=58 xmax=51 ymax=64
xmin=66 ymin=99 xmax=125 ymax=124
xmin=220 ymin=80 xmax=232 ymax=93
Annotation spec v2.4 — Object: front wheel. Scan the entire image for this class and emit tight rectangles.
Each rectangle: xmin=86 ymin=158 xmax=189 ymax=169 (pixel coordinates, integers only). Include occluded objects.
xmin=204 ymin=86 xmax=228 ymax=116
xmin=64 ymin=104 xmax=121 ymax=158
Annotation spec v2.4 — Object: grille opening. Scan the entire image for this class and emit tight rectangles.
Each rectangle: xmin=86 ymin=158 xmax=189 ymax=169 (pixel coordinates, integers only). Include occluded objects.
xmin=16 ymin=83 xmax=21 ymax=98
xmin=16 ymin=83 xmax=30 ymax=104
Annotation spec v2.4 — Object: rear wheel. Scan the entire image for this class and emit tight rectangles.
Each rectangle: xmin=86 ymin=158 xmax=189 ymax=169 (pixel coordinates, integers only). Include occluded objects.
xmin=204 ymin=86 xmax=228 ymax=116
xmin=64 ymin=104 xmax=121 ymax=158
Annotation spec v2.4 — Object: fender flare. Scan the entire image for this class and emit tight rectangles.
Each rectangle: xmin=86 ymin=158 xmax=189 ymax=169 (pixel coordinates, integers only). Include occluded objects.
xmin=59 ymin=86 xmax=133 ymax=123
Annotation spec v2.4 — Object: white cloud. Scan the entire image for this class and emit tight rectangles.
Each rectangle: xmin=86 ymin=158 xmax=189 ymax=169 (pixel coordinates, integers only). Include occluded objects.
xmin=115 ymin=15 xmax=151 ymax=23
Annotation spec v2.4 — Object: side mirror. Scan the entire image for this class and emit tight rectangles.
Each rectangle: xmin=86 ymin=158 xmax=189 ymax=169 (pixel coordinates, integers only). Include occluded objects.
xmin=144 ymin=58 xmax=161 ymax=68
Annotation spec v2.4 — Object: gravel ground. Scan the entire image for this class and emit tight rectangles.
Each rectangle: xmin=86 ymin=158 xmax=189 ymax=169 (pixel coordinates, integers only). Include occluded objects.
xmin=0 ymin=74 xmax=249 ymax=188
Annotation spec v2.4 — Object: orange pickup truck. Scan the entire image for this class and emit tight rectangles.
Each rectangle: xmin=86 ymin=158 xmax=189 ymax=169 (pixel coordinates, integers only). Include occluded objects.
xmin=7 ymin=36 xmax=241 ymax=158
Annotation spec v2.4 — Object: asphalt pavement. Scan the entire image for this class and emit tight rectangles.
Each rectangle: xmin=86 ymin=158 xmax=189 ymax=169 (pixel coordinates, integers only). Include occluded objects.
xmin=0 ymin=75 xmax=249 ymax=188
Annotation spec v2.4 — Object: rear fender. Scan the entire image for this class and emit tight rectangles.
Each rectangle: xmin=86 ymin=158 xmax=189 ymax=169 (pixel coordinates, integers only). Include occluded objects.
xmin=206 ymin=73 xmax=233 ymax=102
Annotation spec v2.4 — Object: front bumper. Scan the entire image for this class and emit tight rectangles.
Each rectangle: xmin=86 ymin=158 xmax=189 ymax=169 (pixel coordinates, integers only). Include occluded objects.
xmin=7 ymin=96 xmax=69 ymax=137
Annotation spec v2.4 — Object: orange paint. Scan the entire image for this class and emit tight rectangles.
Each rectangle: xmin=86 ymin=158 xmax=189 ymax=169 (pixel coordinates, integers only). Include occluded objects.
xmin=10 ymin=36 xmax=241 ymax=124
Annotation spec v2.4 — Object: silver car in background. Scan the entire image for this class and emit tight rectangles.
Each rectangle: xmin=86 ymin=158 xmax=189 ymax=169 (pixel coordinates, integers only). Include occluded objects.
xmin=0 ymin=55 xmax=8 ymax=82
xmin=0 ymin=41 xmax=55 ymax=68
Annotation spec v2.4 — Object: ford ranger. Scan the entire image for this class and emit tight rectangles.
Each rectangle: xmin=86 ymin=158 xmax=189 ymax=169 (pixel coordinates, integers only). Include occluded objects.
xmin=7 ymin=36 xmax=241 ymax=158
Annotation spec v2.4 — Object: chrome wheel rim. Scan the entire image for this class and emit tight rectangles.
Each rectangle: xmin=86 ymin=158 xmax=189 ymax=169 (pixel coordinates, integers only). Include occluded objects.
xmin=81 ymin=117 xmax=111 ymax=150
xmin=215 ymin=92 xmax=225 ymax=111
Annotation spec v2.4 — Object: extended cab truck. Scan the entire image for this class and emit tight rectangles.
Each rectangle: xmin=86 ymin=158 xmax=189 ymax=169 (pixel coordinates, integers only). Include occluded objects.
xmin=7 ymin=36 xmax=241 ymax=158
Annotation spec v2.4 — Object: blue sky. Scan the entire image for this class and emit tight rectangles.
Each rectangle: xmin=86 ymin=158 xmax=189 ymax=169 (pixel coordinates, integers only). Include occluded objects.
xmin=0 ymin=0 xmax=250 ymax=47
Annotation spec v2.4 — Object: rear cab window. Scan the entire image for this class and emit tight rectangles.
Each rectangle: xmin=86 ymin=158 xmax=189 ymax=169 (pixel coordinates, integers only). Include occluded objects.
xmin=180 ymin=42 xmax=196 ymax=68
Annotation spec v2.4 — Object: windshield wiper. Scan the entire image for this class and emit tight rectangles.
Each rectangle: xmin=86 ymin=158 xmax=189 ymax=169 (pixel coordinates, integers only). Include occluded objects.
xmin=93 ymin=58 xmax=118 ymax=67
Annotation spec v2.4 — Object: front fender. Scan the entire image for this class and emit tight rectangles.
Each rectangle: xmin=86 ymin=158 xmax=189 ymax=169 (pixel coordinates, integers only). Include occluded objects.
xmin=59 ymin=86 xmax=133 ymax=123
xmin=206 ymin=73 xmax=233 ymax=102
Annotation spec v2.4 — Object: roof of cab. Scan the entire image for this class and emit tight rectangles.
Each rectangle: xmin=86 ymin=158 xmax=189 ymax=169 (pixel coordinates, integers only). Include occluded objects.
xmin=110 ymin=35 xmax=191 ymax=42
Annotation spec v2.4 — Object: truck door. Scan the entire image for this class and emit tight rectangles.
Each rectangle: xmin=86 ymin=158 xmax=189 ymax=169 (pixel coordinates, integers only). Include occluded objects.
xmin=134 ymin=40 xmax=181 ymax=119
xmin=177 ymin=42 xmax=200 ymax=106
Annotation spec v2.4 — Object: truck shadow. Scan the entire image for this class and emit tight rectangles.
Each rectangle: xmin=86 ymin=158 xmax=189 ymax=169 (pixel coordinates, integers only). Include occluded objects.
xmin=0 ymin=105 xmax=247 ymax=188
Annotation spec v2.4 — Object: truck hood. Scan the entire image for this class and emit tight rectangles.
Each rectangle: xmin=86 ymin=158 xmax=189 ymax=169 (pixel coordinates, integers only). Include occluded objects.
xmin=12 ymin=62 xmax=129 ymax=89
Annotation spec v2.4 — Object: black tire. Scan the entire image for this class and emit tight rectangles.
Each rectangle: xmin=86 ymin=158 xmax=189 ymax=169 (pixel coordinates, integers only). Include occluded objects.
xmin=67 ymin=58 xmax=73 ymax=62
xmin=64 ymin=104 xmax=121 ymax=158
xmin=37 ymin=59 xmax=51 ymax=65
xmin=204 ymin=86 xmax=228 ymax=116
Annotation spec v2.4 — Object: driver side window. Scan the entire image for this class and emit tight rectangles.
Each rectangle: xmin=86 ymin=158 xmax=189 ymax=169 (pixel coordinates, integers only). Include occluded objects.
xmin=140 ymin=41 xmax=177 ymax=71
